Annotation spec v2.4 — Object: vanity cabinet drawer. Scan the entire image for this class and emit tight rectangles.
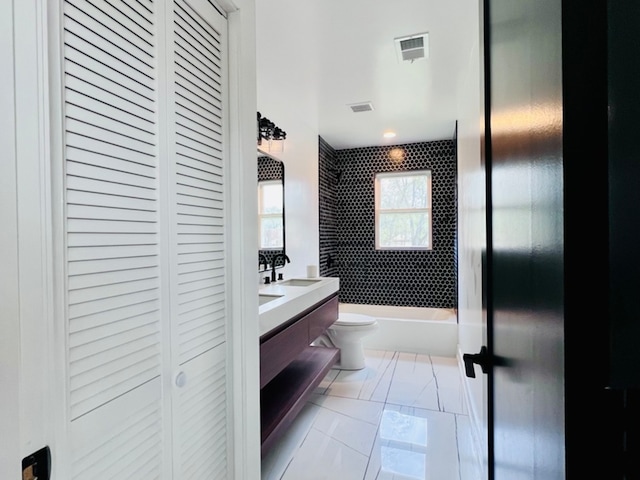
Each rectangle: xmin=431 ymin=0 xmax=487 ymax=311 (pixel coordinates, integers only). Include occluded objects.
xmin=307 ymin=294 xmax=338 ymax=343
xmin=260 ymin=316 xmax=308 ymax=388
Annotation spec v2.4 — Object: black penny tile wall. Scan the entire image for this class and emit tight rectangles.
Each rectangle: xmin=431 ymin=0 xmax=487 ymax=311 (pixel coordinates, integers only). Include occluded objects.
xmin=258 ymin=155 xmax=284 ymax=182
xmin=318 ymin=138 xmax=458 ymax=309
xmin=258 ymin=155 xmax=284 ymax=269
xmin=319 ymin=137 xmax=340 ymax=278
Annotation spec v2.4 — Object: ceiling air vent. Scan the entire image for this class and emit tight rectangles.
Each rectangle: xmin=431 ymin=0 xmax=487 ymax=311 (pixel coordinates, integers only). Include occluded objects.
xmin=395 ymin=32 xmax=429 ymax=63
xmin=348 ymin=102 xmax=374 ymax=113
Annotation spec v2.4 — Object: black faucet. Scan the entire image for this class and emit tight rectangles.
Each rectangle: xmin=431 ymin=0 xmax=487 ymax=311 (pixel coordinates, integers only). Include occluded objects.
xmin=271 ymin=253 xmax=290 ymax=282
xmin=258 ymin=253 xmax=268 ymax=271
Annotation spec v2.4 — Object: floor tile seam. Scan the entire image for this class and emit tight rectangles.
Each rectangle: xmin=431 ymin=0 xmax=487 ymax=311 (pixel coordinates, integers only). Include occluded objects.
xmin=381 ymin=350 xmax=400 ymax=405
xmin=362 ymin=401 xmax=384 ymax=480
xmin=361 ymin=350 xmax=398 ymax=480
xmin=321 ymin=370 xmax=338 ymax=393
xmin=453 ymin=413 xmax=463 ymax=480
xmin=383 ymin=400 xmax=461 ymax=417
xmin=356 ymin=368 xmax=370 ymax=399
xmin=277 ymin=454 xmax=296 ymax=480
xmin=311 ymin=400 xmax=384 ymax=427
xmin=309 ymin=425 xmax=372 ymax=458
xmin=414 ymin=376 xmax=440 ymax=411
xmin=429 ymin=354 xmax=444 ymax=411
xmin=273 ymin=408 xmax=321 ymax=480
xmin=321 ymin=350 xmax=396 ymax=403
xmin=366 ymin=352 xmax=398 ymax=401
xmin=384 ymin=377 xmax=437 ymax=410
xmin=322 ymin=391 xmax=376 ymax=402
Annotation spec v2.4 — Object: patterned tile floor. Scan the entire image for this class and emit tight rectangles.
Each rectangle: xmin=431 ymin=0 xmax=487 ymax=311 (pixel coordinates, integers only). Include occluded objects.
xmin=261 ymin=350 xmax=483 ymax=480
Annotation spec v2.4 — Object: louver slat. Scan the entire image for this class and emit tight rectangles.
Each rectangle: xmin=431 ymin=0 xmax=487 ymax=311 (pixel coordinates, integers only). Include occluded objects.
xmin=64 ymin=16 xmax=153 ymax=79
xmin=63 ymin=0 xmax=162 ymax=474
xmin=67 ymin=147 xmax=155 ymax=180
xmin=67 ymin=204 xmax=157 ymax=223
xmin=170 ymin=4 xmax=227 ymax=476
xmin=66 ymin=175 xmax=156 ymax=200
xmin=64 ymin=1 xmax=153 ymax=58
xmin=69 ymin=300 xmax=159 ymax=334
xmin=176 ymin=91 xmax=221 ymax=125
xmin=174 ymin=1 xmax=225 ymax=364
xmin=64 ymin=54 xmax=154 ymax=105
xmin=70 ymin=379 xmax=162 ymax=480
xmin=65 ymin=103 xmax=156 ymax=146
xmin=176 ymin=347 xmax=227 ymax=478
xmin=118 ymin=0 xmax=153 ymax=25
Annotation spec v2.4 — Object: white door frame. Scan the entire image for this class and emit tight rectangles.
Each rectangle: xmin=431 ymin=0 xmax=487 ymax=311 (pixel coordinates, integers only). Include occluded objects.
xmin=1 ymin=0 xmax=56 ymax=478
xmin=224 ymin=1 xmax=262 ymax=478
xmin=0 ymin=1 xmax=22 ymax=477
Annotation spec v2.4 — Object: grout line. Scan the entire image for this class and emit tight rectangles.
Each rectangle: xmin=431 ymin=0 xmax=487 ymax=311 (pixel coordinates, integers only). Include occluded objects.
xmin=268 ymin=349 xmax=466 ymax=480
xmin=365 ymin=350 xmax=396 ymax=401
xmin=363 ymin=410 xmax=382 ymax=480
xmin=311 ymin=400 xmax=383 ymax=427
xmin=311 ymin=424 xmax=371 ymax=458
xmin=322 ymin=370 xmax=338 ymax=394
xmin=278 ymin=455 xmax=295 ymax=480
xmin=454 ymin=413 xmax=463 ymax=480
xmin=430 ymin=354 xmax=443 ymax=411
xmin=381 ymin=350 xmax=399 ymax=405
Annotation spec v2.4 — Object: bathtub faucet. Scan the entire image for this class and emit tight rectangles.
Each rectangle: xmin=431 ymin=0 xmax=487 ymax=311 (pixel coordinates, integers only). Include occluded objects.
xmin=271 ymin=253 xmax=290 ymax=282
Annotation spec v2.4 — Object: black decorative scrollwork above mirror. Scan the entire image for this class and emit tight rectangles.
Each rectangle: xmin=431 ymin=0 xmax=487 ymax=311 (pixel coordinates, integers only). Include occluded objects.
xmin=257 ymin=112 xmax=286 ymax=150
xmin=257 ymin=151 xmax=285 ymax=272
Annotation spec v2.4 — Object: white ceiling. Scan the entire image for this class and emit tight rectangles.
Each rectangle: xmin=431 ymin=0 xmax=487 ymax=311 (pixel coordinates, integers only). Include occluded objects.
xmin=257 ymin=0 xmax=478 ymax=150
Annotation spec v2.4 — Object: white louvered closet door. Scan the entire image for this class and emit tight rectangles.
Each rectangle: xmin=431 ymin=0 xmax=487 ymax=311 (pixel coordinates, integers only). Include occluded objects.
xmin=60 ymin=0 xmax=230 ymax=478
xmin=166 ymin=0 xmax=229 ymax=478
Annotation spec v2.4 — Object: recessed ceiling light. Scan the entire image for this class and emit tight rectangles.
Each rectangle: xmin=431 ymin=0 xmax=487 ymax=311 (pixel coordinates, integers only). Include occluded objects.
xmin=383 ymin=131 xmax=396 ymax=138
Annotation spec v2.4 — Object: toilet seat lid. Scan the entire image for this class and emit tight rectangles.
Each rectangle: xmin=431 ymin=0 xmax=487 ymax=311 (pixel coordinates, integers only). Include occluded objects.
xmin=335 ymin=313 xmax=376 ymax=326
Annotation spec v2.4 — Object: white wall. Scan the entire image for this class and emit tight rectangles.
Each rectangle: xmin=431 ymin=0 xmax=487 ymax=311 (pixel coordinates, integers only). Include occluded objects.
xmin=256 ymin=0 xmax=321 ymax=280
xmin=455 ymin=1 xmax=488 ymax=477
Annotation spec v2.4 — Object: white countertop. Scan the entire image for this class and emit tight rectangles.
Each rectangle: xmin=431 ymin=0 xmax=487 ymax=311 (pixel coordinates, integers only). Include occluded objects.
xmin=258 ymin=277 xmax=340 ymax=337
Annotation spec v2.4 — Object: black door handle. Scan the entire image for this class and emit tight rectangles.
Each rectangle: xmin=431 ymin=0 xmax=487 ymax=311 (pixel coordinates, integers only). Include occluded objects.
xmin=463 ymin=346 xmax=491 ymax=378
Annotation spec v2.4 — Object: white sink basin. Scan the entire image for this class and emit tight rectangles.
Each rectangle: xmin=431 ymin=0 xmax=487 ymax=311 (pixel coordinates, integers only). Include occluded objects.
xmin=258 ymin=276 xmax=340 ymax=337
xmin=259 ymin=293 xmax=284 ymax=306
xmin=277 ymin=278 xmax=322 ymax=287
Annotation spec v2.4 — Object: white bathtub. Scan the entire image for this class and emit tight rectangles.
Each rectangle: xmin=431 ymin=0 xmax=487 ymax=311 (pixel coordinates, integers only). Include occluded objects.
xmin=338 ymin=303 xmax=458 ymax=357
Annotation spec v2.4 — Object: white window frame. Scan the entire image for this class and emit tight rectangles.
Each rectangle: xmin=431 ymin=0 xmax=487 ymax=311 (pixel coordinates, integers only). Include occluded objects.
xmin=258 ymin=180 xmax=284 ymax=249
xmin=374 ymin=170 xmax=433 ymax=250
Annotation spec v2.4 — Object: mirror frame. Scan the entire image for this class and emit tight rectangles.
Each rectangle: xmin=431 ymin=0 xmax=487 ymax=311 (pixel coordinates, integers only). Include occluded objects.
xmin=257 ymin=149 xmax=285 ymax=272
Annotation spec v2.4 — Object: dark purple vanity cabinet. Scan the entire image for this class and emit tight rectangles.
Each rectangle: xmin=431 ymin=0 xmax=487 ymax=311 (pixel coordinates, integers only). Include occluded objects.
xmin=259 ymin=293 xmax=340 ymax=456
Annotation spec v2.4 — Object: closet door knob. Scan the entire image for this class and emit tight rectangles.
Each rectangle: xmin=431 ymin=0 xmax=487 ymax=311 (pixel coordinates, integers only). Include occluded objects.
xmin=175 ymin=371 xmax=187 ymax=388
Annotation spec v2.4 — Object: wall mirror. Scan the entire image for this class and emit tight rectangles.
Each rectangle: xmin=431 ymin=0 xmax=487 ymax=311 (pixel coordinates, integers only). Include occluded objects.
xmin=257 ymin=150 xmax=285 ymax=272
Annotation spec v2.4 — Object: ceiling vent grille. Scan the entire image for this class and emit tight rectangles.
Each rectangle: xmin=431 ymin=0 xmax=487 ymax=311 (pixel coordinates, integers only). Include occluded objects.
xmin=348 ymin=102 xmax=374 ymax=113
xmin=395 ymin=32 xmax=429 ymax=63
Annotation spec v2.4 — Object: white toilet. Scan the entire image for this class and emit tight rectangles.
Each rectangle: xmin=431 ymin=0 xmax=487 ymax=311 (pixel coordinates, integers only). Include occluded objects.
xmin=316 ymin=313 xmax=378 ymax=370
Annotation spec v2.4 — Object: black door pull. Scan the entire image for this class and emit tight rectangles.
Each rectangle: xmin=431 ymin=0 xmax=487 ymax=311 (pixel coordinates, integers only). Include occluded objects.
xmin=463 ymin=346 xmax=491 ymax=378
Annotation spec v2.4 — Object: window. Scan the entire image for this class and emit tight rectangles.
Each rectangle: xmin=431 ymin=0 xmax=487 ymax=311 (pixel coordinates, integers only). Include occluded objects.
xmin=375 ymin=170 xmax=432 ymax=250
xmin=258 ymin=180 xmax=284 ymax=248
